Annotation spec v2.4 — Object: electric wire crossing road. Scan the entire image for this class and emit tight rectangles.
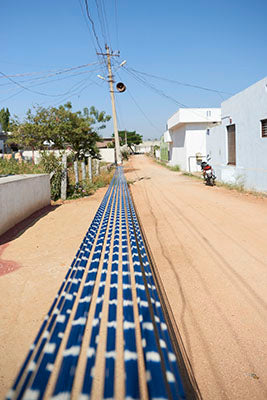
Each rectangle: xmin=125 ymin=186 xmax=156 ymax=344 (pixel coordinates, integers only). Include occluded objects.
xmin=7 ymin=167 xmax=185 ymax=400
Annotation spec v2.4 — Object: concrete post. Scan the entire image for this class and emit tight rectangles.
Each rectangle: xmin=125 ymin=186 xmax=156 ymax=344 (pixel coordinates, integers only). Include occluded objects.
xmin=74 ymin=160 xmax=79 ymax=186
xmin=96 ymin=159 xmax=100 ymax=176
xmin=81 ymin=160 xmax=86 ymax=181
xmin=88 ymin=156 xmax=92 ymax=182
xmin=61 ymin=153 xmax=67 ymax=200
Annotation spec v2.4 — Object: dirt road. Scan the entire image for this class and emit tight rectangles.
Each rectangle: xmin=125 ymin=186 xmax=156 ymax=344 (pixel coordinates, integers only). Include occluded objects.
xmin=125 ymin=155 xmax=267 ymax=400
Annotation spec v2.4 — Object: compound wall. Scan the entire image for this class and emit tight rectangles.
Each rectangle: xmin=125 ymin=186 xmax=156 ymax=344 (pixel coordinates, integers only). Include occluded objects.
xmin=0 ymin=174 xmax=51 ymax=236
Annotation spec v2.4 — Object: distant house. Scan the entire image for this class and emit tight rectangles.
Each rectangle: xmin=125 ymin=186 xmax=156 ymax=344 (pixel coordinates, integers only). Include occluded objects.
xmin=164 ymin=108 xmax=221 ymax=172
xmin=96 ymin=137 xmax=115 ymax=163
xmin=207 ymin=77 xmax=267 ymax=191
xmin=160 ymin=134 xmax=169 ymax=162
xmin=134 ymin=140 xmax=160 ymax=155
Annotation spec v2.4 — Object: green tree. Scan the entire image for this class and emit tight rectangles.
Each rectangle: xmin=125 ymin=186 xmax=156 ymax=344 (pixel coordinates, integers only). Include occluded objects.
xmin=112 ymin=130 xmax=143 ymax=152
xmin=8 ymin=108 xmax=47 ymax=162
xmin=8 ymin=103 xmax=111 ymax=162
xmin=47 ymin=103 xmax=111 ymax=160
xmin=0 ymin=107 xmax=10 ymax=132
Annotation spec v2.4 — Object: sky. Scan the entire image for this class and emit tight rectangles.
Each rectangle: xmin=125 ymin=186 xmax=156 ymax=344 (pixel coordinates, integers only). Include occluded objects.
xmin=1 ymin=0 xmax=267 ymax=140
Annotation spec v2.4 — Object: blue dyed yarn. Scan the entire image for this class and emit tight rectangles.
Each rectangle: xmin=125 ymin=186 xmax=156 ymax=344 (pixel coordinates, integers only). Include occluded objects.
xmin=7 ymin=167 xmax=185 ymax=400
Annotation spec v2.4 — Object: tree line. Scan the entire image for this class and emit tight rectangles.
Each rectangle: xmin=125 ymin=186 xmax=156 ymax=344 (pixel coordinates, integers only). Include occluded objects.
xmin=7 ymin=102 xmax=111 ymax=162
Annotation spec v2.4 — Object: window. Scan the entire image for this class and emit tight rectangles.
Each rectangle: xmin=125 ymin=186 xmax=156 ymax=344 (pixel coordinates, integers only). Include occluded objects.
xmin=227 ymin=124 xmax=236 ymax=165
xmin=261 ymin=119 xmax=267 ymax=137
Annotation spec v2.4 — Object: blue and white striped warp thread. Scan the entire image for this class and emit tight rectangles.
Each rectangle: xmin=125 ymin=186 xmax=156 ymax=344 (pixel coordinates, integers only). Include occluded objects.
xmin=7 ymin=173 xmax=117 ymax=400
xmin=120 ymin=179 xmax=140 ymax=400
xmin=125 ymin=183 xmax=185 ymax=398
xmin=79 ymin=176 xmax=119 ymax=399
xmin=124 ymin=177 xmax=185 ymax=397
xmin=6 ymin=172 xmax=118 ymax=400
xmin=123 ymin=178 xmax=171 ymax=399
xmin=49 ymin=178 xmax=118 ymax=399
xmin=122 ymin=172 xmax=185 ymax=400
xmin=53 ymin=176 xmax=119 ymax=400
xmin=7 ymin=167 xmax=186 ymax=400
xmin=102 ymin=179 xmax=121 ymax=399
xmin=24 ymin=180 xmax=117 ymax=400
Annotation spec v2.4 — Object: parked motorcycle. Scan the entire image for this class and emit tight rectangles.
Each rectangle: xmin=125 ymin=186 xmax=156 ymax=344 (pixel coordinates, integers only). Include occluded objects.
xmin=201 ymin=161 xmax=216 ymax=186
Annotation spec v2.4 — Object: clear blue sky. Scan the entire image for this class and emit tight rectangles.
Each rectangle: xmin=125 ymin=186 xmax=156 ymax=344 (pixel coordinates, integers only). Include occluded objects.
xmin=1 ymin=0 xmax=266 ymax=139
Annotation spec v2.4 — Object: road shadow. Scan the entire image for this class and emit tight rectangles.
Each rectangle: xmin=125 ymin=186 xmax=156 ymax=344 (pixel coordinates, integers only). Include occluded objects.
xmin=0 ymin=204 xmax=61 ymax=246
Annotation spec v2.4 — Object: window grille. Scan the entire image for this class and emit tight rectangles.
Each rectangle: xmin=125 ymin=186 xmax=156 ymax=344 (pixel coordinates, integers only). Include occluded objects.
xmin=261 ymin=119 xmax=267 ymax=137
xmin=227 ymin=124 xmax=236 ymax=165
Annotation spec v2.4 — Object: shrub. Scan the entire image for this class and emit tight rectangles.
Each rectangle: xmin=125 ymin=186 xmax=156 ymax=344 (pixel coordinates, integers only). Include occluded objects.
xmin=39 ymin=152 xmax=62 ymax=201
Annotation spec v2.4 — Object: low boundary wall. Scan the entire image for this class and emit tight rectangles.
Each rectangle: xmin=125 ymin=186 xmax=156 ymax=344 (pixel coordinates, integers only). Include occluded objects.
xmin=0 ymin=174 xmax=51 ymax=236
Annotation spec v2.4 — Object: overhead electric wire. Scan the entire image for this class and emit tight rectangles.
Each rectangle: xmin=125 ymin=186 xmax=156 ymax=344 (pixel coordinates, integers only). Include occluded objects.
xmin=0 ymin=65 xmax=104 ymax=103
xmin=78 ymin=0 xmax=108 ymax=79
xmin=0 ymin=64 xmax=103 ymax=91
xmin=114 ymin=0 xmax=120 ymax=50
xmin=127 ymin=67 xmax=233 ymax=96
xmin=0 ymin=69 xmax=101 ymax=100
xmin=127 ymin=89 xmax=162 ymax=134
xmin=94 ymin=0 xmax=108 ymax=45
xmin=120 ymin=65 xmax=189 ymax=108
xmin=0 ymin=62 xmax=103 ymax=100
xmin=0 ymin=62 xmax=99 ymax=80
xmin=84 ymin=0 xmax=104 ymax=54
xmin=99 ymin=0 xmax=111 ymax=48
xmin=116 ymin=71 xmax=162 ymax=134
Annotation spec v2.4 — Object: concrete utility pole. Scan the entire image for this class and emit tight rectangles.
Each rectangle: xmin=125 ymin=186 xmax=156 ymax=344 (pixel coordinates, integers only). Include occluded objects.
xmin=105 ymin=45 xmax=122 ymax=165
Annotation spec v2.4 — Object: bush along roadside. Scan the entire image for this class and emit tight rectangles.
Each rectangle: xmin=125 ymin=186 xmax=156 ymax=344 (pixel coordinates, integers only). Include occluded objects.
xmin=67 ymin=170 xmax=114 ymax=200
xmin=154 ymin=158 xmax=181 ymax=172
xmin=0 ymin=154 xmax=115 ymax=201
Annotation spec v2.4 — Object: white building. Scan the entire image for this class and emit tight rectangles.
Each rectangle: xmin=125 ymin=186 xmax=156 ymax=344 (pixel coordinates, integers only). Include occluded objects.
xmin=134 ymin=140 xmax=160 ymax=154
xmin=207 ymin=77 xmax=267 ymax=191
xmin=165 ymin=108 xmax=221 ymax=172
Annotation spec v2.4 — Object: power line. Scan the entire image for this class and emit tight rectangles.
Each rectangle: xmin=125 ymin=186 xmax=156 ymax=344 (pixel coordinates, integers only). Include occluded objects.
xmin=0 ymin=65 xmax=103 ymax=100
xmin=94 ymin=0 xmax=109 ymax=46
xmin=0 ymin=62 xmax=99 ymax=80
xmin=114 ymin=0 xmax=120 ymax=50
xmin=116 ymin=62 xmax=221 ymax=125
xmin=0 ymin=64 xmax=103 ymax=90
xmin=84 ymin=0 xmax=104 ymax=54
xmin=99 ymin=0 xmax=111 ymax=47
xmin=127 ymin=88 xmax=162 ymax=134
xmin=120 ymin=65 xmax=188 ymax=108
xmin=127 ymin=66 xmax=233 ymax=96
xmin=116 ymin=70 xmax=161 ymax=134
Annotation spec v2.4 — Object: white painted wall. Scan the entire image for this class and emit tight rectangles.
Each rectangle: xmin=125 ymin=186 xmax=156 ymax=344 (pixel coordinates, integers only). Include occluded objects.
xmin=168 ymin=108 xmax=221 ymax=129
xmin=169 ymin=125 xmax=187 ymax=169
xmin=207 ymin=77 xmax=267 ymax=191
xmin=166 ymin=108 xmax=221 ymax=172
xmin=169 ymin=123 xmax=208 ymax=171
xmin=20 ymin=148 xmax=115 ymax=164
xmin=99 ymin=148 xmax=115 ymax=163
xmin=185 ymin=123 xmax=208 ymax=172
xmin=0 ymin=174 xmax=51 ymax=236
xmin=135 ymin=140 xmax=160 ymax=154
